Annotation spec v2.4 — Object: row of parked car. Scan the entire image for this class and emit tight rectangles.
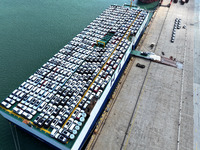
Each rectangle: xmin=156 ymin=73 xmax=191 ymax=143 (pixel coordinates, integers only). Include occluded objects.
xmin=171 ymin=18 xmax=182 ymax=43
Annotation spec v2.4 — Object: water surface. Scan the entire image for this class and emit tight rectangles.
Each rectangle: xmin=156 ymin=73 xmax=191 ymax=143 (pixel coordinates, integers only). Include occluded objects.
xmin=0 ymin=1 xmax=131 ymax=149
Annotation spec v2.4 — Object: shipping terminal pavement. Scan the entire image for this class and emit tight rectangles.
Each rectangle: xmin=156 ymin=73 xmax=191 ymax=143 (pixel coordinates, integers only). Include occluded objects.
xmin=86 ymin=0 xmax=200 ymax=150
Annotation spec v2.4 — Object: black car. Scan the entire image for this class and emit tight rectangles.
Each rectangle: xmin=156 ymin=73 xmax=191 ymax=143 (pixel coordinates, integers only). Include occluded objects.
xmin=57 ymin=134 xmax=67 ymax=144
xmin=37 ymin=117 xmax=46 ymax=127
xmin=44 ymin=117 xmax=54 ymax=128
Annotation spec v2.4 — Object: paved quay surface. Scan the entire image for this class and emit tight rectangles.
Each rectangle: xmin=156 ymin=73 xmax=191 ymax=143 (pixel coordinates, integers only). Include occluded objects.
xmin=91 ymin=0 xmax=197 ymax=150
xmin=193 ymin=0 xmax=200 ymax=149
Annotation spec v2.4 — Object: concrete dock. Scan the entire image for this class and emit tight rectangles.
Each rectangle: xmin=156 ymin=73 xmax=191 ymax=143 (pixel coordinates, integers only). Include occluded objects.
xmin=87 ymin=0 xmax=198 ymax=150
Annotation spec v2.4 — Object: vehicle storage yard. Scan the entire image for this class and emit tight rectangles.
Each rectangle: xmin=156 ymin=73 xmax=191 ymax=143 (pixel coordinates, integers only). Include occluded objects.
xmin=87 ymin=0 xmax=198 ymax=150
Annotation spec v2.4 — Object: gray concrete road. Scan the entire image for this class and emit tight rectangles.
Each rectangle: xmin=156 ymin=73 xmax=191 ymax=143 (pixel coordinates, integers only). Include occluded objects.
xmin=92 ymin=0 xmax=196 ymax=150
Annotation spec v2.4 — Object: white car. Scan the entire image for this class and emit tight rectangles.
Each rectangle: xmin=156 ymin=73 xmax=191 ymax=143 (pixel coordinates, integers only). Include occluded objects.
xmin=13 ymin=107 xmax=23 ymax=115
xmin=1 ymin=101 xmax=11 ymax=109
xmin=26 ymin=107 xmax=37 ymax=115
xmin=21 ymin=105 xmax=27 ymax=111
xmin=5 ymin=98 xmax=15 ymax=105
xmin=22 ymin=111 xmax=33 ymax=120
xmin=50 ymin=128 xmax=58 ymax=138
xmin=26 ymin=113 xmax=33 ymax=120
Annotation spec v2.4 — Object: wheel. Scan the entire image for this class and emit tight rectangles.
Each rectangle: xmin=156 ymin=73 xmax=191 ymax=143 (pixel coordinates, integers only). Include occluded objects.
xmin=174 ymin=0 xmax=178 ymax=3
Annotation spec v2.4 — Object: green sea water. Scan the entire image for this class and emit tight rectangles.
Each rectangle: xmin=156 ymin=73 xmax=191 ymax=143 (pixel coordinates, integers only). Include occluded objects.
xmin=0 ymin=0 xmax=158 ymax=149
